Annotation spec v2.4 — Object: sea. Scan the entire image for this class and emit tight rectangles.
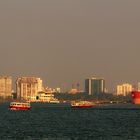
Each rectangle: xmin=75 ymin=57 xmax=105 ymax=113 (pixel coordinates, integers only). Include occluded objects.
xmin=0 ymin=103 xmax=140 ymax=140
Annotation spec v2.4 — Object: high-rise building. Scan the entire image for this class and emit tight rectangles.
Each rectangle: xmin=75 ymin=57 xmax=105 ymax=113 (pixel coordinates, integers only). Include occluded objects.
xmin=85 ymin=77 xmax=105 ymax=95
xmin=0 ymin=76 xmax=12 ymax=98
xmin=138 ymin=82 xmax=140 ymax=91
xmin=117 ymin=83 xmax=132 ymax=96
xmin=16 ymin=77 xmax=43 ymax=101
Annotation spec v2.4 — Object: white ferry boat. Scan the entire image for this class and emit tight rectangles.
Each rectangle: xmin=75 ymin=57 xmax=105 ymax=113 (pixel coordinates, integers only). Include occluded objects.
xmin=71 ymin=101 xmax=94 ymax=108
xmin=9 ymin=102 xmax=31 ymax=110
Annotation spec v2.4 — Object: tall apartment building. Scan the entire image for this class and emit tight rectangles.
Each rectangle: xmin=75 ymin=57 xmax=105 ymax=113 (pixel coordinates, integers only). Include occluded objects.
xmin=0 ymin=76 xmax=12 ymax=98
xmin=16 ymin=77 xmax=43 ymax=101
xmin=117 ymin=83 xmax=132 ymax=96
xmin=85 ymin=77 xmax=105 ymax=95
xmin=138 ymin=82 xmax=140 ymax=91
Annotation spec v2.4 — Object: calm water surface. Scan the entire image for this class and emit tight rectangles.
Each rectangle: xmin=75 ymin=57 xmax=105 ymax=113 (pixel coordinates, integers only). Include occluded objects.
xmin=0 ymin=103 xmax=140 ymax=140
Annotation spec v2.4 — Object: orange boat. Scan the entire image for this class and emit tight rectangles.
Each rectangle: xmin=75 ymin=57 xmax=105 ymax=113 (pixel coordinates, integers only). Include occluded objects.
xmin=71 ymin=101 xmax=94 ymax=108
xmin=9 ymin=102 xmax=31 ymax=110
xmin=131 ymin=91 xmax=140 ymax=104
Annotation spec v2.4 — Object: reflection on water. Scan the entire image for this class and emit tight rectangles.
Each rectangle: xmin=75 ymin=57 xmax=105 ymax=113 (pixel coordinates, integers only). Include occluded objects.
xmin=0 ymin=103 xmax=140 ymax=139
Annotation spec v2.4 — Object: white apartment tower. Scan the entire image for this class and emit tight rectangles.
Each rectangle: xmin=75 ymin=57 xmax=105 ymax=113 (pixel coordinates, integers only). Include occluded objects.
xmin=0 ymin=76 xmax=12 ymax=98
xmin=16 ymin=77 xmax=43 ymax=101
xmin=138 ymin=82 xmax=140 ymax=91
xmin=117 ymin=83 xmax=132 ymax=96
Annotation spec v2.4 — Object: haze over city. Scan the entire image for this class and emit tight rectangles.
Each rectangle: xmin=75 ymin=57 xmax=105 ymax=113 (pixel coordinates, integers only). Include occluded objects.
xmin=0 ymin=0 xmax=140 ymax=91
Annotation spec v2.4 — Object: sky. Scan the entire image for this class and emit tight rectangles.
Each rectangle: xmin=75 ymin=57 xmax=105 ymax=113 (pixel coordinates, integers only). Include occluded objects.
xmin=0 ymin=0 xmax=140 ymax=92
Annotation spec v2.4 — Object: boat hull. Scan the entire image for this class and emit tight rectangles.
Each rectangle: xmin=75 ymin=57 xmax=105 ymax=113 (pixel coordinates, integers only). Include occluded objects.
xmin=71 ymin=105 xmax=93 ymax=108
xmin=132 ymin=91 xmax=140 ymax=104
xmin=9 ymin=106 xmax=31 ymax=110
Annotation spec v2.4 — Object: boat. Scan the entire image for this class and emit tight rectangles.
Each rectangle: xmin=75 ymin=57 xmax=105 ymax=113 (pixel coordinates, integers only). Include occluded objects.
xmin=132 ymin=91 xmax=140 ymax=104
xmin=49 ymin=100 xmax=60 ymax=103
xmin=9 ymin=102 xmax=31 ymax=110
xmin=71 ymin=101 xmax=94 ymax=108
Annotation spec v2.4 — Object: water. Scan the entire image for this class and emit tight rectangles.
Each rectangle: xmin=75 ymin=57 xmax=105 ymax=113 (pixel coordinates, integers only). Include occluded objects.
xmin=0 ymin=103 xmax=140 ymax=140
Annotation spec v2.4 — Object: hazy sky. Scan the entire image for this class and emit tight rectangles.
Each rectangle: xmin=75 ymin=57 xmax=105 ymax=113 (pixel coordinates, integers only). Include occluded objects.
xmin=0 ymin=0 xmax=140 ymax=91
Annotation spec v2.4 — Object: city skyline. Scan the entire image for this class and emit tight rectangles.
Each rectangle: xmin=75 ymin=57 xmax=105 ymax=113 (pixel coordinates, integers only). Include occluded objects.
xmin=0 ymin=1 xmax=140 ymax=91
xmin=0 ymin=75 xmax=138 ymax=94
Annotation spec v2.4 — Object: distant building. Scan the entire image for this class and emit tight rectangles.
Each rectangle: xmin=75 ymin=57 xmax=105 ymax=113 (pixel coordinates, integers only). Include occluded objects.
xmin=69 ymin=83 xmax=82 ymax=94
xmin=0 ymin=76 xmax=12 ymax=99
xmin=138 ymin=82 xmax=140 ymax=91
xmin=44 ymin=87 xmax=61 ymax=94
xmin=56 ymin=88 xmax=61 ymax=93
xmin=69 ymin=88 xmax=79 ymax=94
xmin=69 ymin=88 xmax=83 ymax=94
xmin=117 ymin=83 xmax=132 ymax=96
xmin=16 ymin=77 xmax=43 ymax=101
xmin=85 ymin=77 xmax=105 ymax=95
